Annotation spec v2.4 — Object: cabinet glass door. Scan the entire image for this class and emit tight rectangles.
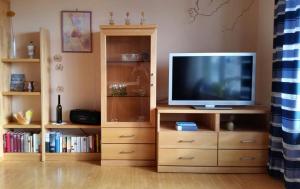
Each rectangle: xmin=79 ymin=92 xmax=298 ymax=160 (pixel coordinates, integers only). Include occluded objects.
xmin=106 ymin=36 xmax=151 ymax=122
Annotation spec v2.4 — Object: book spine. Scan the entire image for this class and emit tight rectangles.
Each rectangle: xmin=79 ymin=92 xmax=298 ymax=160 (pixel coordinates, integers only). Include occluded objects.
xmin=89 ymin=136 xmax=93 ymax=153
xmin=176 ymin=125 xmax=198 ymax=131
xmin=62 ymin=136 xmax=67 ymax=153
xmin=76 ymin=137 xmax=81 ymax=153
xmin=71 ymin=137 xmax=76 ymax=153
xmin=29 ymin=136 xmax=33 ymax=152
xmin=49 ymin=133 xmax=55 ymax=153
xmin=13 ymin=133 xmax=17 ymax=152
xmin=37 ymin=134 xmax=41 ymax=153
xmin=32 ymin=134 xmax=36 ymax=153
xmin=3 ymin=133 xmax=6 ymax=153
xmin=6 ymin=132 xmax=10 ymax=153
xmin=59 ymin=136 xmax=62 ymax=153
xmin=55 ymin=132 xmax=60 ymax=153
xmin=86 ymin=136 xmax=90 ymax=153
xmin=45 ymin=133 xmax=50 ymax=153
xmin=24 ymin=133 xmax=29 ymax=153
xmin=82 ymin=137 xmax=87 ymax=153
xmin=67 ymin=136 xmax=71 ymax=153
xmin=20 ymin=134 xmax=24 ymax=152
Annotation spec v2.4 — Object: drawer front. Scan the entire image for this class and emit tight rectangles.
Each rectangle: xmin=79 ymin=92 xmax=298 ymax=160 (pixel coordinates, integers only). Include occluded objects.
xmin=102 ymin=144 xmax=155 ymax=160
xmin=159 ymin=132 xmax=217 ymax=149
xmin=218 ymin=150 xmax=268 ymax=167
xmin=219 ymin=132 xmax=268 ymax=149
xmin=159 ymin=149 xmax=217 ymax=166
xmin=102 ymin=128 xmax=155 ymax=143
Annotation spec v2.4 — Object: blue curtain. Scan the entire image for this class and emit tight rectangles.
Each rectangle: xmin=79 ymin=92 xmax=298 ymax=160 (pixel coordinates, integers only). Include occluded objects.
xmin=269 ymin=0 xmax=300 ymax=188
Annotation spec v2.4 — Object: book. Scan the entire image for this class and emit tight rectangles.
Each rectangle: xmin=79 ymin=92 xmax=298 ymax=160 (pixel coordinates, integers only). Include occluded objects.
xmin=6 ymin=132 xmax=11 ymax=153
xmin=59 ymin=136 xmax=63 ymax=153
xmin=67 ymin=136 xmax=71 ymax=152
xmin=20 ymin=133 xmax=24 ymax=152
xmin=176 ymin=121 xmax=197 ymax=126
xmin=45 ymin=133 xmax=50 ymax=152
xmin=176 ymin=125 xmax=198 ymax=131
xmin=55 ymin=132 xmax=60 ymax=153
xmin=62 ymin=136 xmax=67 ymax=152
xmin=49 ymin=132 xmax=56 ymax=153
xmin=3 ymin=133 xmax=6 ymax=153
xmin=24 ymin=133 xmax=29 ymax=152
xmin=71 ymin=137 xmax=76 ymax=152
xmin=17 ymin=133 xmax=21 ymax=152
xmin=76 ymin=137 xmax=81 ymax=152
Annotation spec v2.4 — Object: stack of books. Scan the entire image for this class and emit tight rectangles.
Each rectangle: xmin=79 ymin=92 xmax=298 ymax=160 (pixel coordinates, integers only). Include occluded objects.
xmin=176 ymin=122 xmax=198 ymax=131
xmin=3 ymin=132 xmax=41 ymax=153
xmin=45 ymin=132 xmax=101 ymax=153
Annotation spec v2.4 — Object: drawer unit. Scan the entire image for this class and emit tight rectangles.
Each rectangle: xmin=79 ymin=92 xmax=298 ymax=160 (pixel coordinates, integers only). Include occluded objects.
xmin=218 ymin=132 xmax=269 ymax=150
xmin=102 ymin=128 xmax=155 ymax=144
xmin=218 ymin=150 xmax=268 ymax=167
xmin=102 ymin=144 xmax=155 ymax=160
xmin=159 ymin=131 xmax=217 ymax=149
xmin=159 ymin=149 xmax=217 ymax=166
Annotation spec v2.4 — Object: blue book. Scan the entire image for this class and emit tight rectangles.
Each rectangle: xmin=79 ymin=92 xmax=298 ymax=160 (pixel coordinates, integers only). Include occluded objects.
xmin=55 ymin=132 xmax=60 ymax=153
xmin=49 ymin=132 xmax=56 ymax=153
xmin=176 ymin=125 xmax=198 ymax=131
xmin=176 ymin=122 xmax=197 ymax=126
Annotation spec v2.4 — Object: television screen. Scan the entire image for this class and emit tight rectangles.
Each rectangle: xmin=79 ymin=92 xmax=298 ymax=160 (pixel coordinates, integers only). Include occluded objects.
xmin=168 ymin=53 xmax=256 ymax=106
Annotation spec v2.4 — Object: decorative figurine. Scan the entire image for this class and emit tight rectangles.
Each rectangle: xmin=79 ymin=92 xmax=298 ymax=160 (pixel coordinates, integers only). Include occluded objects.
xmin=109 ymin=12 xmax=115 ymax=25
xmin=27 ymin=81 xmax=34 ymax=92
xmin=27 ymin=41 xmax=35 ymax=58
xmin=125 ymin=12 xmax=130 ymax=25
xmin=140 ymin=11 xmax=145 ymax=25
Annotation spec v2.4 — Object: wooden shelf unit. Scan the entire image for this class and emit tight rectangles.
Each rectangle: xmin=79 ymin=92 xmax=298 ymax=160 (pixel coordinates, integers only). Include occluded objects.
xmin=100 ymin=25 xmax=157 ymax=166
xmin=0 ymin=28 xmax=50 ymax=161
xmin=157 ymin=105 xmax=269 ymax=173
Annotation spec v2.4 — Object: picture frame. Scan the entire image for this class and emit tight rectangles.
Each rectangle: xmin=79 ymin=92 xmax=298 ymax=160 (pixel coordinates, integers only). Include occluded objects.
xmin=61 ymin=10 xmax=92 ymax=53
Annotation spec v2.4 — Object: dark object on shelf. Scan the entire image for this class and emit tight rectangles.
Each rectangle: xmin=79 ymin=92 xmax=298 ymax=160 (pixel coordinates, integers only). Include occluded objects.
xmin=26 ymin=81 xmax=35 ymax=92
xmin=70 ymin=109 xmax=100 ymax=125
xmin=56 ymin=95 xmax=62 ymax=123
xmin=10 ymin=74 xmax=25 ymax=91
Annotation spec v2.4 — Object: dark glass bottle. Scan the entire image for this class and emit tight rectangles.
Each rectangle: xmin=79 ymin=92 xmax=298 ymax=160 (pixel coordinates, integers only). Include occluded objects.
xmin=56 ymin=95 xmax=62 ymax=123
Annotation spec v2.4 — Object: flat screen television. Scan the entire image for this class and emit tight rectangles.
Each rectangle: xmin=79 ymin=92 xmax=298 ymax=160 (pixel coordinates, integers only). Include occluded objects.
xmin=168 ymin=53 xmax=256 ymax=108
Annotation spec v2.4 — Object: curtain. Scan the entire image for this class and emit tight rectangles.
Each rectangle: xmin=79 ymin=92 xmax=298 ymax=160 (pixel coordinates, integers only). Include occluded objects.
xmin=269 ymin=0 xmax=300 ymax=188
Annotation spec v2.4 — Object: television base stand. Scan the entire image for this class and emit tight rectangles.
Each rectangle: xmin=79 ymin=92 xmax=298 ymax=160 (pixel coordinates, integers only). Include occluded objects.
xmin=192 ymin=105 xmax=233 ymax=110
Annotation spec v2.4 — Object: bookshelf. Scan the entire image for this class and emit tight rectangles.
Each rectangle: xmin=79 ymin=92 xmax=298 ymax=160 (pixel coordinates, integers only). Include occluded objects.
xmin=0 ymin=28 xmax=50 ymax=161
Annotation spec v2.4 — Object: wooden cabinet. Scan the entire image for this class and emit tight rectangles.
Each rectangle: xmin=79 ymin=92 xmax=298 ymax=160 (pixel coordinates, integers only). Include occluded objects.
xmin=157 ymin=106 xmax=269 ymax=173
xmin=100 ymin=25 xmax=157 ymax=166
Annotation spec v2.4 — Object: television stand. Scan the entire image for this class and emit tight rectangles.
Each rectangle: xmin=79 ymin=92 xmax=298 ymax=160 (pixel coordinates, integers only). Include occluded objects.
xmin=193 ymin=105 xmax=233 ymax=110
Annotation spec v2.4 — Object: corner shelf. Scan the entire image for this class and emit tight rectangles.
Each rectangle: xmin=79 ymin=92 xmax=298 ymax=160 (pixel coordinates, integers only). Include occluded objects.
xmin=45 ymin=123 xmax=101 ymax=129
xmin=3 ymin=122 xmax=41 ymax=129
xmin=2 ymin=91 xmax=41 ymax=96
xmin=1 ymin=58 xmax=40 ymax=64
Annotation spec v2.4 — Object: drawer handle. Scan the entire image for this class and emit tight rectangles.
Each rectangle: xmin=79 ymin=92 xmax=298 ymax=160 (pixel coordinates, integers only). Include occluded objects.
xmin=178 ymin=140 xmax=195 ymax=143
xmin=119 ymin=151 xmax=135 ymax=154
xmin=240 ymin=156 xmax=256 ymax=161
xmin=178 ymin=157 xmax=195 ymax=160
xmin=119 ymin=135 xmax=135 ymax=138
xmin=240 ymin=139 xmax=256 ymax=144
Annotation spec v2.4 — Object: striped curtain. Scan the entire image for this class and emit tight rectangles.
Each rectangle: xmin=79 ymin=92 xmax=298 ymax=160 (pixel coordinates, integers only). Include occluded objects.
xmin=269 ymin=0 xmax=300 ymax=188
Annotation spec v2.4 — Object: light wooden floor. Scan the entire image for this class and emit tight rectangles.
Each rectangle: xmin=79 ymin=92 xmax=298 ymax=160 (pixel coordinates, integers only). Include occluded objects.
xmin=0 ymin=161 xmax=284 ymax=189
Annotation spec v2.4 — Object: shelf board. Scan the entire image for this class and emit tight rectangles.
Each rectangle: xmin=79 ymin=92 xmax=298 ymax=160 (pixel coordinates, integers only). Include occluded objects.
xmin=107 ymin=95 xmax=149 ymax=98
xmin=45 ymin=123 xmax=101 ymax=129
xmin=1 ymin=58 xmax=40 ymax=64
xmin=3 ymin=153 xmax=41 ymax=161
xmin=2 ymin=91 xmax=41 ymax=96
xmin=45 ymin=153 xmax=101 ymax=161
xmin=160 ymin=121 xmax=214 ymax=133
xmin=3 ymin=122 xmax=41 ymax=129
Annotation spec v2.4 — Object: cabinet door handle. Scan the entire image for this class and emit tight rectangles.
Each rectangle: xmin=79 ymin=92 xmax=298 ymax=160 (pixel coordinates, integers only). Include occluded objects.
xmin=178 ymin=157 xmax=194 ymax=160
xmin=240 ymin=139 xmax=256 ymax=144
xmin=119 ymin=150 xmax=135 ymax=154
xmin=240 ymin=156 xmax=256 ymax=161
xmin=119 ymin=135 xmax=135 ymax=138
xmin=178 ymin=140 xmax=195 ymax=143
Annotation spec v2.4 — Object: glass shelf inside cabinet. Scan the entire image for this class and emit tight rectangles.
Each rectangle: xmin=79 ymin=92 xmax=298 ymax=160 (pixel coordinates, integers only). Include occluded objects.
xmin=106 ymin=36 xmax=151 ymax=122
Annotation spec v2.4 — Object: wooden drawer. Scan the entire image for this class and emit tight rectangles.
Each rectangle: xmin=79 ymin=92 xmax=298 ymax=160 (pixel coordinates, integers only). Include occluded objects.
xmin=159 ymin=131 xmax=217 ymax=149
xmin=102 ymin=144 xmax=155 ymax=160
xmin=218 ymin=132 xmax=268 ymax=149
xmin=218 ymin=150 xmax=268 ymax=166
xmin=158 ymin=149 xmax=217 ymax=166
xmin=102 ymin=128 xmax=155 ymax=143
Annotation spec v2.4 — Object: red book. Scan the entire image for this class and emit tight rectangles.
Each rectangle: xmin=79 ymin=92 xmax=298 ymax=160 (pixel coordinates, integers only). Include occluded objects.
xmin=13 ymin=133 xmax=17 ymax=152
xmin=6 ymin=132 xmax=11 ymax=152
xmin=9 ymin=132 xmax=13 ymax=152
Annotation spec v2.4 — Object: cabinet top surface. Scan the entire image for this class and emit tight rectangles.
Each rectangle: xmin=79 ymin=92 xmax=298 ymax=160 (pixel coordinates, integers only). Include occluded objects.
xmin=100 ymin=24 xmax=157 ymax=30
xmin=157 ymin=105 xmax=269 ymax=114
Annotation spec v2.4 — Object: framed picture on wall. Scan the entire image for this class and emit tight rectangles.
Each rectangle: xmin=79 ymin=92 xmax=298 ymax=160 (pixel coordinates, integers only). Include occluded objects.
xmin=61 ymin=10 xmax=92 ymax=53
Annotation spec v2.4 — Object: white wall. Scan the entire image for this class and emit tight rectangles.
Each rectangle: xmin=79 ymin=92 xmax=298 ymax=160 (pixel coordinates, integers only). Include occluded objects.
xmin=10 ymin=0 xmax=273 ymax=121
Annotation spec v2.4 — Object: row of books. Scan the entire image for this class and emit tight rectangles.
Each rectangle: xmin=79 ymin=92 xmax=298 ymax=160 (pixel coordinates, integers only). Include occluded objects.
xmin=176 ymin=122 xmax=198 ymax=131
xmin=3 ymin=132 xmax=41 ymax=153
xmin=46 ymin=132 xmax=101 ymax=153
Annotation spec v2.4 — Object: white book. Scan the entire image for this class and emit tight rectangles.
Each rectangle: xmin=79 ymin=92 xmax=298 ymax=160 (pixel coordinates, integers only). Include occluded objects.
xmin=76 ymin=137 xmax=81 ymax=152
xmin=82 ymin=137 xmax=87 ymax=153
xmin=32 ymin=134 xmax=37 ymax=153
xmin=71 ymin=137 xmax=76 ymax=153
xmin=86 ymin=137 xmax=90 ymax=153
xmin=28 ymin=136 xmax=32 ymax=152
xmin=67 ymin=136 xmax=71 ymax=152
xmin=24 ymin=133 xmax=29 ymax=153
